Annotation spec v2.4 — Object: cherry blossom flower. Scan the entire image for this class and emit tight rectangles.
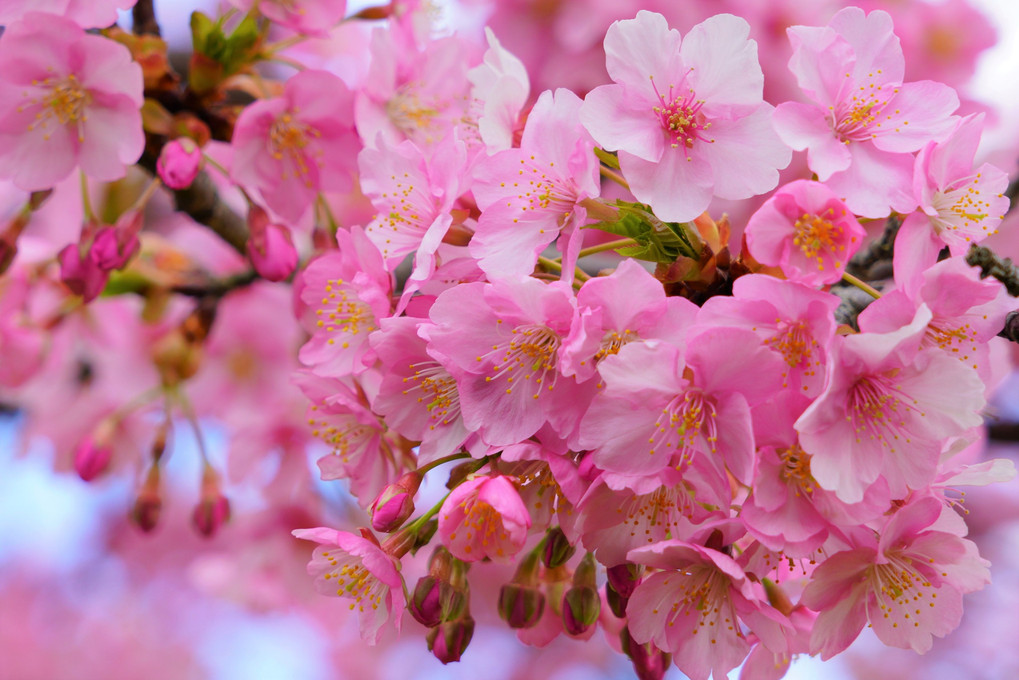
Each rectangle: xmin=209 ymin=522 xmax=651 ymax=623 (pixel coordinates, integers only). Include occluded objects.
xmin=893 ymin=114 xmax=1010 ymax=288
xmin=232 ymin=69 xmax=359 ymax=225
xmin=293 ymin=527 xmax=405 ymax=644
xmin=227 ymin=0 xmax=347 ymax=37
xmin=744 ymin=180 xmax=866 ymax=287
xmin=579 ymin=11 xmax=790 ymax=222
xmin=0 ymin=12 xmax=143 ymax=191
xmin=803 ymin=497 xmax=989 ymax=658
xmin=471 ymin=88 xmax=600 ymax=283
xmin=438 ymin=475 xmax=531 ymax=563
xmin=464 ymin=28 xmax=530 ymax=154
xmin=773 ymin=7 xmax=959 ymax=217
xmin=0 ymin=0 xmax=137 ymax=29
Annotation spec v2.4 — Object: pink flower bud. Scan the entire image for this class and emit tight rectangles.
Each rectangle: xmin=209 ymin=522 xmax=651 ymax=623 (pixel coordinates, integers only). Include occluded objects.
xmin=427 ymin=616 xmax=475 ymax=664
xmin=562 ymin=585 xmax=600 ymax=636
xmin=370 ymin=472 xmax=421 ymax=533
xmin=497 ymin=583 xmax=545 ymax=629
xmin=542 ymin=526 xmax=576 ymax=569
xmin=620 ymin=625 xmax=671 ymax=680
xmin=73 ymin=435 xmax=113 ymax=482
xmin=193 ymin=464 xmax=231 ymax=537
xmin=157 ymin=138 xmax=202 ymax=190
xmin=58 ymin=243 xmax=109 ymax=302
xmin=247 ymin=217 xmax=298 ymax=282
xmin=91 ymin=223 xmax=140 ymax=271
xmin=131 ymin=466 xmax=162 ymax=533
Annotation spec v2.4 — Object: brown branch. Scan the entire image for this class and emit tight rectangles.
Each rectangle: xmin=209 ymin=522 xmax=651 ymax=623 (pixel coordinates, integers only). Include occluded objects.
xmin=170 ymin=170 xmax=251 ymax=255
xmin=132 ymin=0 xmax=161 ymax=36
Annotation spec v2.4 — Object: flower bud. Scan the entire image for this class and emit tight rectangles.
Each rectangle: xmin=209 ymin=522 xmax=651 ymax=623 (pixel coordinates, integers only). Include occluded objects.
xmin=131 ymin=465 xmax=162 ymax=533
xmin=426 ymin=616 xmax=475 ymax=664
xmin=542 ymin=526 xmax=576 ymax=569
xmin=58 ymin=243 xmax=109 ymax=303
xmin=620 ymin=625 xmax=671 ymax=680
xmin=192 ymin=464 xmax=231 ymax=537
xmin=497 ymin=583 xmax=545 ymax=629
xmin=370 ymin=472 xmax=421 ymax=533
xmin=73 ymin=433 xmax=113 ymax=482
xmin=247 ymin=207 xmax=297 ymax=282
xmin=157 ymin=138 xmax=203 ymax=190
xmin=606 ymin=562 xmax=643 ymax=600
xmin=606 ymin=580 xmax=628 ymax=619
xmin=410 ymin=575 xmax=445 ymax=628
xmin=562 ymin=585 xmax=601 ymax=636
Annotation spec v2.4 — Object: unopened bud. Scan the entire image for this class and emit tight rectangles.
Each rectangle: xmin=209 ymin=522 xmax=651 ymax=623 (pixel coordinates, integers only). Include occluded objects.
xmin=562 ymin=585 xmax=600 ymax=636
xmin=192 ymin=464 xmax=231 ymax=537
xmin=58 ymin=243 xmax=109 ymax=303
xmin=131 ymin=465 xmax=162 ymax=532
xmin=247 ymin=207 xmax=297 ymax=282
xmin=73 ymin=436 xmax=113 ymax=482
xmin=620 ymin=625 xmax=672 ymax=680
xmin=157 ymin=138 xmax=203 ymax=190
xmin=426 ymin=616 xmax=475 ymax=664
xmin=370 ymin=472 xmax=421 ymax=533
xmin=606 ymin=580 xmax=628 ymax=619
xmin=497 ymin=583 xmax=545 ymax=629
xmin=606 ymin=562 xmax=643 ymax=599
xmin=542 ymin=526 xmax=576 ymax=569
xmin=410 ymin=576 xmax=444 ymax=628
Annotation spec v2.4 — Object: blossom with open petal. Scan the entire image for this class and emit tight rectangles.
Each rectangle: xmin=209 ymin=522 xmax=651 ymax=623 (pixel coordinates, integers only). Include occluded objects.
xmin=293 ymin=527 xmax=404 ymax=644
xmin=438 ymin=475 xmax=531 ymax=563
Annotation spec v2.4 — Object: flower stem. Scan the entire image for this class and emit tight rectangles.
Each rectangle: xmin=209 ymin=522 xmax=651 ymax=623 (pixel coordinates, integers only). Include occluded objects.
xmin=841 ymin=272 xmax=881 ymax=299
xmin=599 ymin=165 xmax=629 ymax=190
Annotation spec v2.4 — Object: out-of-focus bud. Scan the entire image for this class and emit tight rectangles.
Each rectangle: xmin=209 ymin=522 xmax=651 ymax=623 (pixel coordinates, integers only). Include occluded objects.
xmin=426 ymin=616 xmax=475 ymax=664
xmin=192 ymin=464 xmax=231 ymax=537
xmin=131 ymin=464 xmax=162 ymax=533
xmin=157 ymin=138 xmax=203 ymax=190
xmin=0 ymin=210 xmax=29 ymax=275
xmin=620 ymin=625 xmax=672 ymax=680
xmin=606 ymin=581 xmax=627 ymax=619
xmin=247 ymin=206 xmax=297 ymax=282
xmin=91 ymin=217 xmax=141 ymax=271
xmin=562 ymin=552 xmax=600 ymax=636
xmin=58 ymin=243 xmax=109 ymax=303
xmin=73 ymin=420 xmax=117 ymax=482
xmin=498 ymin=583 xmax=545 ymax=629
xmin=542 ymin=526 xmax=576 ymax=569
xmin=370 ymin=471 xmax=421 ymax=533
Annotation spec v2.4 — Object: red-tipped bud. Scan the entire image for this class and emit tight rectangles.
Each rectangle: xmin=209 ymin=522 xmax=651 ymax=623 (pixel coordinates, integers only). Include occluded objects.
xmin=542 ymin=526 xmax=576 ymax=569
xmin=73 ymin=435 xmax=113 ymax=482
xmin=606 ymin=580 xmax=627 ymax=619
xmin=426 ymin=616 xmax=475 ymax=664
xmin=606 ymin=562 xmax=644 ymax=599
xmin=497 ymin=583 xmax=545 ymax=629
xmin=58 ymin=243 xmax=109 ymax=303
xmin=410 ymin=575 xmax=445 ymax=628
xmin=562 ymin=585 xmax=601 ymax=636
xmin=131 ymin=465 xmax=162 ymax=533
xmin=370 ymin=472 xmax=421 ymax=533
xmin=157 ymin=138 xmax=203 ymax=190
xmin=620 ymin=625 xmax=672 ymax=680
xmin=247 ymin=207 xmax=297 ymax=282
xmin=192 ymin=464 xmax=231 ymax=537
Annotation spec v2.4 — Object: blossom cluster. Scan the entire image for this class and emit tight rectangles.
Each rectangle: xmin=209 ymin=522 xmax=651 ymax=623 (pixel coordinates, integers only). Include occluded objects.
xmin=0 ymin=1 xmax=1016 ymax=679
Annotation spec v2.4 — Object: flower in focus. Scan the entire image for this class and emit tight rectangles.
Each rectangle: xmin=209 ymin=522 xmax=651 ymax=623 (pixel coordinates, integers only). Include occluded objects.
xmin=0 ymin=12 xmax=144 ymax=191
xmin=438 ymin=475 xmax=531 ymax=563
xmin=293 ymin=527 xmax=405 ymax=644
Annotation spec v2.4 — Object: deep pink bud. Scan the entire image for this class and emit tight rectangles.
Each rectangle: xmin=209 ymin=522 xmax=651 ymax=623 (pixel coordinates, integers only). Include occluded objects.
xmin=131 ymin=465 xmax=162 ymax=533
xmin=410 ymin=575 xmax=445 ymax=628
xmin=562 ymin=585 xmax=600 ymax=636
xmin=542 ymin=526 xmax=576 ymax=569
xmin=247 ymin=206 xmax=298 ymax=282
xmin=58 ymin=243 xmax=109 ymax=302
xmin=73 ymin=435 xmax=113 ymax=482
xmin=192 ymin=464 xmax=231 ymax=537
xmin=606 ymin=562 xmax=644 ymax=599
xmin=370 ymin=472 xmax=421 ymax=533
xmin=497 ymin=583 xmax=545 ymax=629
xmin=620 ymin=625 xmax=672 ymax=680
xmin=157 ymin=138 xmax=202 ymax=190
xmin=91 ymin=222 xmax=140 ymax=271
xmin=427 ymin=617 xmax=475 ymax=664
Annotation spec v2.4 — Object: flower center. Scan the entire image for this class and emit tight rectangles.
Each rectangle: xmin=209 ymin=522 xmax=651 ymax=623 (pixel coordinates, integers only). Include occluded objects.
xmin=650 ymin=74 xmax=712 ymax=156
xmin=779 ymin=443 xmax=815 ymax=495
xmin=457 ymin=498 xmax=510 ymax=556
xmin=403 ymin=361 xmax=460 ymax=428
xmin=315 ymin=278 xmax=378 ymax=349
xmin=846 ymin=372 xmax=923 ymax=451
xmin=930 ymin=172 xmax=1000 ymax=239
xmin=386 ymin=84 xmax=444 ymax=144
xmin=321 ymin=552 xmax=384 ymax=611
xmin=480 ymin=323 xmax=562 ymax=399
xmin=793 ymin=210 xmax=845 ymax=270
xmin=21 ymin=73 xmax=92 ymax=142
xmin=595 ymin=328 xmax=637 ymax=362
xmin=831 ymin=74 xmax=896 ymax=143
xmin=647 ymin=389 xmax=719 ymax=469
xmin=269 ymin=112 xmax=321 ymax=184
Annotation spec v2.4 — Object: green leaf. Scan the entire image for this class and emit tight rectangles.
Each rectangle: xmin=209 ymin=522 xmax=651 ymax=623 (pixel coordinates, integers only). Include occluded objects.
xmin=593 ymin=147 xmax=620 ymax=171
xmin=585 ymin=200 xmax=701 ymax=264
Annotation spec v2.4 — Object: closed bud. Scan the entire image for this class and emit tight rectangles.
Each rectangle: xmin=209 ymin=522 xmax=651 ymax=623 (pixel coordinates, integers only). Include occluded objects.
xmin=606 ymin=562 xmax=643 ymax=599
xmin=370 ymin=472 xmax=421 ymax=533
xmin=410 ymin=575 xmax=444 ymax=628
xmin=157 ymin=138 xmax=203 ymax=190
xmin=542 ymin=526 xmax=576 ymax=569
xmin=247 ymin=207 xmax=297 ymax=282
xmin=426 ymin=616 xmax=475 ymax=664
xmin=192 ymin=464 xmax=231 ymax=537
xmin=73 ymin=419 xmax=116 ymax=482
xmin=562 ymin=584 xmax=601 ymax=636
xmin=497 ymin=583 xmax=545 ymax=629
xmin=606 ymin=580 xmax=628 ymax=619
xmin=58 ymin=242 xmax=109 ymax=303
xmin=620 ymin=625 xmax=671 ymax=680
xmin=131 ymin=465 xmax=162 ymax=533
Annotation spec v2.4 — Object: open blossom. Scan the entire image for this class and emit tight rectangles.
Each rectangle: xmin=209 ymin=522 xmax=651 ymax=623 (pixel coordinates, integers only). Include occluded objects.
xmin=626 ymin=539 xmax=791 ymax=680
xmin=438 ymin=475 xmax=531 ymax=563
xmin=232 ymin=69 xmax=359 ymax=225
xmin=293 ymin=527 xmax=405 ymax=644
xmin=464 ymin=28 xmax=530 ymax=153
xmin=803 ymin=497 xmax=990 ymax=658
xmin=579 ymin=11 xmax=790 ymax=222
xmin=0 ymin=0 xmax=138 ymax=29
xmin=0 ymin=12 xmax=144 ymax=191
xmin=744 ymin=180 xmax=865 ymax=287
xmin=773 ymin=7 xmax=959 ymax=217
xmin=893 ymin=114 xmax=1010 ymax=288
xmin=471 ymin=88 xmax=600 ymax=283
xmin=796 ymin=304 xmax=986 ymax=503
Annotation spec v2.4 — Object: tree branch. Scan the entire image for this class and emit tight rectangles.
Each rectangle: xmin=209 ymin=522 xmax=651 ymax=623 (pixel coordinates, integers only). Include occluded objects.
xmin=132 ymin=0 xmax=161 ymax=36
